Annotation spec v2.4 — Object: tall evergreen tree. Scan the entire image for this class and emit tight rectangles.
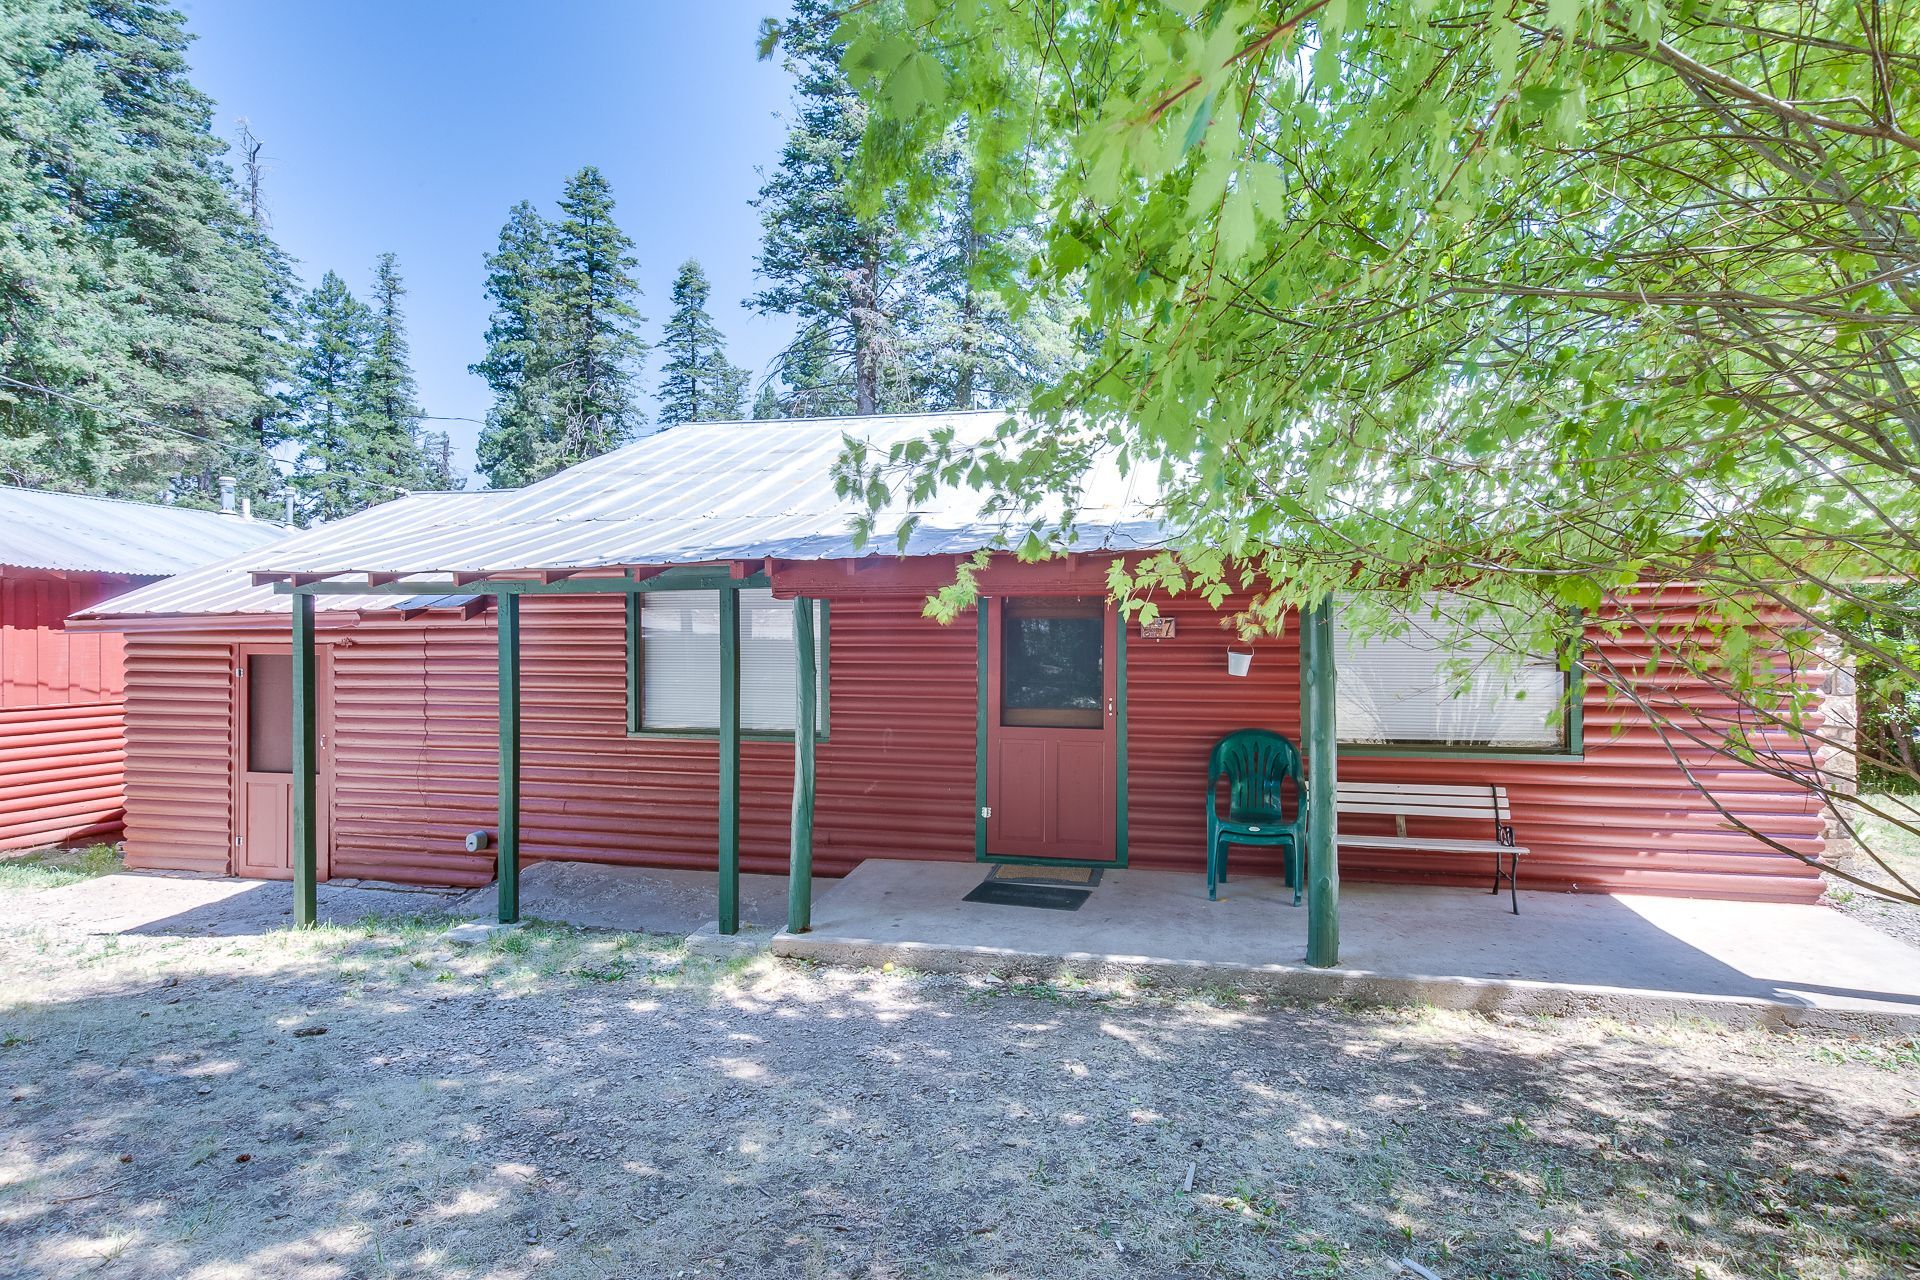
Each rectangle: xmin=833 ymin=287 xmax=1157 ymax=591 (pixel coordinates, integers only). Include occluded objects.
xmin=356 ymin=253 xmax=436 ymax=496
xmin=419 ymin=430 xmax=460 ymax=490
xmin=285 ymin=263 xmax=433 ymax=522
xmin=474 ymin=170 xmax=646 ymax=486
xmin=363 ymin=254 xmax=422 ymax=441
xmin=907 ymin=125 xmax=1080 ymax=409
xmin=0 ymin=0 xmax=292 ymax=503
xmin=656 ymin=260 xmax=748 ymax=425
xmin=549 ymin=166 xmax=648 ymax=461
xmin=286 ymin=272 xmax=374 ymax=520
xmin=751 ymin=0 xmax=918 ymax=416
xmin=472 ymin=201 xmax=558 ymax=489
xmin=227 ymin=117 xmax=302 ymax=505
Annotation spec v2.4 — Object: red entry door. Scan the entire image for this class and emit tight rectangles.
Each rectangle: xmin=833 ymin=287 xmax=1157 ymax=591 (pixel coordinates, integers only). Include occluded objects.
xmin=234 ymin=647 xmax=330 ymax=880
xmin=985 ymin=596 xmax=1118 ymax=860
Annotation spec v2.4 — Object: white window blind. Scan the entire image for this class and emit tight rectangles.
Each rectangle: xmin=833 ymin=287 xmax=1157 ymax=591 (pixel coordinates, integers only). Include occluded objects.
xmin=1333 ymin=598 xmax=1567 ymax=749
xmin=638 ymin=588 xmax=824 ymax=733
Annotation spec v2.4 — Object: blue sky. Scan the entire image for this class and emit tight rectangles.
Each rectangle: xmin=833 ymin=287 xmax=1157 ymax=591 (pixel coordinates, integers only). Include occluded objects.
xmin=177 ymin=0 xmax=797 ymax=486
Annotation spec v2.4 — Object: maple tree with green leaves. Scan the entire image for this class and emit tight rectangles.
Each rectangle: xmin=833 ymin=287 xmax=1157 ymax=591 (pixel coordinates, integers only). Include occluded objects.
xmin=820 ymin=0 xmax=1920 ymax=900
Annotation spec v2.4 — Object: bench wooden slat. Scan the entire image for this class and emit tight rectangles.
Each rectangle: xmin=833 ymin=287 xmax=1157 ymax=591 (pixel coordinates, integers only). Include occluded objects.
xmin=1337 ymin=782 xmax=1510 ymax=799
xmin=1336 ymin=835 xmax=1529 ymax=856
xmin=1336 ymin=799 xmax=1501 ymax=819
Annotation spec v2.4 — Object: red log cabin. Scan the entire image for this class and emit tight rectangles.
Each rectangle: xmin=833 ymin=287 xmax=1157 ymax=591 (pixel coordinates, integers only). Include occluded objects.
xmin=0 ymin=485 xmax=288 ymax=852
xmin=69 ymin=414 xmax=1828 ymax=933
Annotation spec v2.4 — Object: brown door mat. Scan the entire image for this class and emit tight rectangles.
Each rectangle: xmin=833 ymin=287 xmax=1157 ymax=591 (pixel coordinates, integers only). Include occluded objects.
xmin=988 ymin=863 xmax=1104 ymax=887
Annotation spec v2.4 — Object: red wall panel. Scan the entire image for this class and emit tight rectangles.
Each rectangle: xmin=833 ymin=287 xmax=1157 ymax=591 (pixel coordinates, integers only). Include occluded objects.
xmin=0 ymin=569 xmax=140 ymax=709
xmin=0 ymin=569 xmax=146 ymax=849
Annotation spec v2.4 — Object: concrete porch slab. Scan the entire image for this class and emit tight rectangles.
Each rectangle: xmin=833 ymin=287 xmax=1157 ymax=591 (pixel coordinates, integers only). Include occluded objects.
xmin=453 ymin=860 xmax=792 ymax=937
xmin=773 ymin=859 xmax=1920 ymax=1031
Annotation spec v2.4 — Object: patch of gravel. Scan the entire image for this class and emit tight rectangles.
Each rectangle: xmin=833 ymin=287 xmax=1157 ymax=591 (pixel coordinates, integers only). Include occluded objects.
xmin=0 ymin=918 xmax=1915 ymax=1280
xmin=1827 ymin=878 xmax=1920 ymax=952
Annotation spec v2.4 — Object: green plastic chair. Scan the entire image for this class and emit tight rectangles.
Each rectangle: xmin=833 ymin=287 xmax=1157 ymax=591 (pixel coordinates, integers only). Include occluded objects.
xmin=1207 ymin=729 xmax=1306 ymax=905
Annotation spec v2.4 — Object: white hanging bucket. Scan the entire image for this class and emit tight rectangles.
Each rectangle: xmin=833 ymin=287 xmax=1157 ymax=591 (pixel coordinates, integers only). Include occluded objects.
xmin=1226 ymin=649 xmax=1253 ymax=678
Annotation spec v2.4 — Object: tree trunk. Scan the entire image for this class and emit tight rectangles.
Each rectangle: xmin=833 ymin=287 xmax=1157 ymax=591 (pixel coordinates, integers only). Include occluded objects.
xmin=852 ymin=256 xmax=880 ymax=416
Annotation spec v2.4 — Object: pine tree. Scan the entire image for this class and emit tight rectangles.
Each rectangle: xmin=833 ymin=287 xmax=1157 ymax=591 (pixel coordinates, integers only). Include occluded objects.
xmin=287 ymin=272 xmax=375 ymax=520
xmin=285 ymin=261 xmax=434 ymax=522
xmin=357 ymin=253 xmax=436 ymax=495
xmin=751 ymin=0 xmax=918 ymax=416
xmin=472 ymin=201 xmax=558 ymax=489
xmin=908 ymin=126 xmax=1080 ymax=410
xmin=656 ymin=260 xmax=748 ymax=425
xmin=548 ymin=166 xmax=648 ymax=461
xmin=0 ymin=0 xmax=293 ymax=503
xmin=419 ymin=430 xmax=461 ymax=490
xmin=751 ymin=381 xmax=784 ymax=420
xmin=474 ymin=171 xmax=647 ymax=486
xmin=227 ymin=118 xmax=302 ymax=506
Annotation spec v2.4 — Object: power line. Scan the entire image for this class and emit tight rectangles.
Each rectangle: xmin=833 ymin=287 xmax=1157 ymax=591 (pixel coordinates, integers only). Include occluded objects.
xmin=2 ymin=371 xmax=478 ymax=456
xmin=0 ymin=372 xmax=255 ymax=460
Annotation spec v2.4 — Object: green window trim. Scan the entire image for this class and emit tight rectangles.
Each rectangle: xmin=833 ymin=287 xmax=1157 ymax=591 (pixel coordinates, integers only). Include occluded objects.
xmin=626 ymin=592 xmax=830 ymax=742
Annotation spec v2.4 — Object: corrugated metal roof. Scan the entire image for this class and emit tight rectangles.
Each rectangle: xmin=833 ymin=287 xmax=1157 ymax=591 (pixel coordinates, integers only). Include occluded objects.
xmin=0 ymin=485 xmax=291 ymax=575
xmin=247 ymin=411 xmax=1165 ymax=579
xmin=76 ymin=491 xmax=511 ymax=618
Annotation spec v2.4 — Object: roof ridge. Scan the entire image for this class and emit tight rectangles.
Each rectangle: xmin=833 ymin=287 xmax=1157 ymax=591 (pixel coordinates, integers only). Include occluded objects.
xmin=660 ymin=407 xmax=1015 ymax=430
xmin=0 ymin=483 xmax=287 ymax=525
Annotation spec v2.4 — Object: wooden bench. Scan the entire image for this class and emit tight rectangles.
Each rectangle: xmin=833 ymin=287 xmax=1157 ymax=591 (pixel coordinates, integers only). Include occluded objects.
xmin=1334 ymin=782 xmax=1527 ymax=913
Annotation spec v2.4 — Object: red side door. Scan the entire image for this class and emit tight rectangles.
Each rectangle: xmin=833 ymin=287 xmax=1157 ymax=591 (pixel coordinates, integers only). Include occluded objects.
xmin=985 ymin=596 xmax=1117 ymax=860
xmin=234 ymin=646 xmax=331 ymax=880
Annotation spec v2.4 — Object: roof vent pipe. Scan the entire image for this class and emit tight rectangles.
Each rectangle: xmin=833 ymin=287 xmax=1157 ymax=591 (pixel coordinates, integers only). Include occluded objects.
xmin=218 ymin=476 xmax=237 ymax=514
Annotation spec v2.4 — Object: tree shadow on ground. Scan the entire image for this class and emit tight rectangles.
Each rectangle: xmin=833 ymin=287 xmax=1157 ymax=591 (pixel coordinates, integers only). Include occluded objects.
xmin=1 ymin=920 xmax=1915 ymax=1280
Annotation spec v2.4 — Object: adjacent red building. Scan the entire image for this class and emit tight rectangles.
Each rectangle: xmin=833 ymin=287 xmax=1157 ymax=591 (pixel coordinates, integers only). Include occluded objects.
xmin=0 ymin=486 xmax=287 ymax=851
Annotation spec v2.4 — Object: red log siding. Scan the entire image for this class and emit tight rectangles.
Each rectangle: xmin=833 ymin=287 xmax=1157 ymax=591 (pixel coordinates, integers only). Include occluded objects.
xmin=0 ymin=704 xmax=125 ymax=850
xmin=114 ymin=586 xmax=1825 ymax=902
xmin=1126 ymin=593 xmax=1301 ymax=877
xmin=0 ymin=569 xmax=146 ymax=849
xmin=323 ymin=594 xmax=977 ymax=885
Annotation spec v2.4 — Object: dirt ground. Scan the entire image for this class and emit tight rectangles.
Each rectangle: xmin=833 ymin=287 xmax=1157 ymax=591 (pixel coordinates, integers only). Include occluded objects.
xmin=1 ymin=912 xmax=1916 ymax=1280
xmin=1829 ymin=797 xmax=1920 ymax=952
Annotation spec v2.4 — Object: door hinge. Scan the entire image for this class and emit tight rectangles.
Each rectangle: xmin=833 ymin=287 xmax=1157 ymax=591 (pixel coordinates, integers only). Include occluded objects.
xmin=979 ymin=806 xmax=991 ymax=818
xmin=234 ymin=836 xmax=243 ymax=847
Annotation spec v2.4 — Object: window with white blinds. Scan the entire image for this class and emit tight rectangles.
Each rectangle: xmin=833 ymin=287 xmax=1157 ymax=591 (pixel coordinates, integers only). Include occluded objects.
xmin=633 ymin=588 xmax=826 ymax=734
xmin=1333 ymin=599 xmax=1570 ymax=750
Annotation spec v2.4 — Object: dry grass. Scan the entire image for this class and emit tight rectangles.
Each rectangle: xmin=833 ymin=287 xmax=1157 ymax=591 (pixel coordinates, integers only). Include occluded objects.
xmin=0 ymin=915 xmax=1916 ymax=1279
xmin=0 ymin=844 xmax=123 ymax=896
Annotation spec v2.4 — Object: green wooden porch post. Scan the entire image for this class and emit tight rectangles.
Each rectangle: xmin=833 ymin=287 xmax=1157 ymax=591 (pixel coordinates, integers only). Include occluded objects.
xmin=291 ymin=593 xmax=318 ymax=928
xmin=496 ymin=592 xmax=521 ymax=924
xmin=718 ymin=586 xmax=741 ymax=935
xmin=787 ymin=597 xmax=817 ymax=933
xmin=1305 ymin=597 xmax=1340 ymax=966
